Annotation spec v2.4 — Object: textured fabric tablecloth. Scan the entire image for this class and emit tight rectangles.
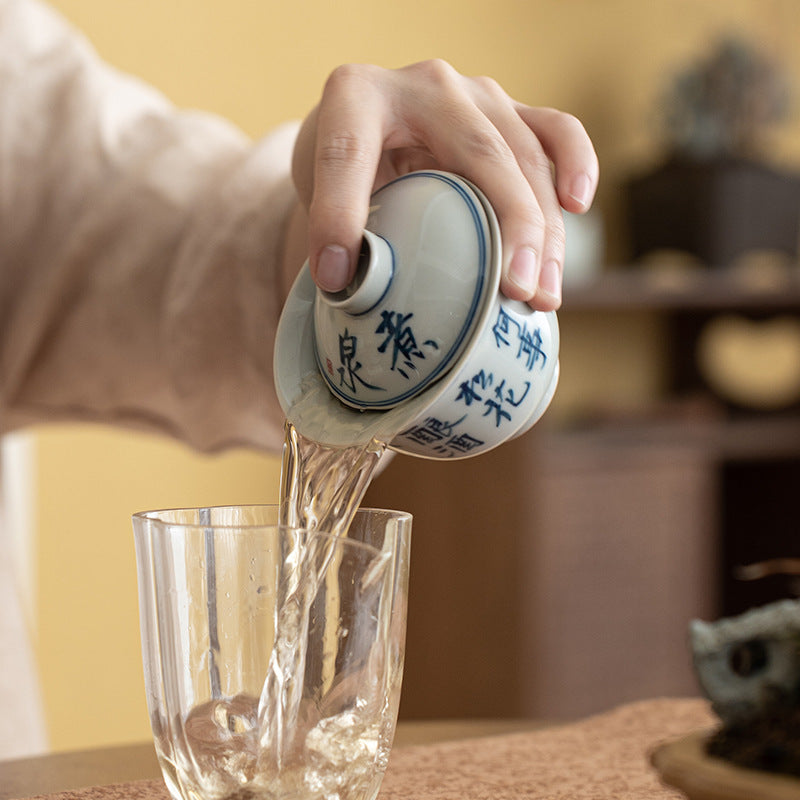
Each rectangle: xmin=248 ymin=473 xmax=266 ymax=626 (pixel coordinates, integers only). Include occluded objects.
xmin=19 ymin=698 xmax=715 ymax=800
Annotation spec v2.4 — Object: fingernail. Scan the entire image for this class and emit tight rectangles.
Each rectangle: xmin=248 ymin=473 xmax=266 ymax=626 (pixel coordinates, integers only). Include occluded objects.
xmin=507 ymin=247 xmax=539 ymax=296
xmin=569 ymin=173 xmax=592 ymax=210
xmin=538 ymin=259 xmax=562 ymax=304
xmin=316 ymin=245 xmax=351 ymax=292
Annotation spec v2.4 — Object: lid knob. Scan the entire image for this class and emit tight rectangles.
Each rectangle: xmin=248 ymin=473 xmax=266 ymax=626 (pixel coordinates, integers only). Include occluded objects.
xmin=318 ymin=230 xmax=394 ymax=316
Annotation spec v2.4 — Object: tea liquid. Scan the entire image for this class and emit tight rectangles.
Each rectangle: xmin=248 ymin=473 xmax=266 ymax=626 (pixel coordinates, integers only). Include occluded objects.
xmin=257 ymin=422 xmax=386 ymax=762
xmin=176 ymin=422 xmax=390 ymax=800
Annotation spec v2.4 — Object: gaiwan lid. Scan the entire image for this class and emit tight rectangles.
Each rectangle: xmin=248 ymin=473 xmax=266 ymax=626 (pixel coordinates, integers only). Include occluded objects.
xmin=313 ymin=171 xmax=497 ymax=410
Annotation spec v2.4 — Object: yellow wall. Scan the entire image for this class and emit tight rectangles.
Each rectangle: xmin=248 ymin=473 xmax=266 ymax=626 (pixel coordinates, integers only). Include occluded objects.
xmin=34 ymin=427 xmax=283 ymax=750
xmin=31 ymin=0 xmax=800 ymax=751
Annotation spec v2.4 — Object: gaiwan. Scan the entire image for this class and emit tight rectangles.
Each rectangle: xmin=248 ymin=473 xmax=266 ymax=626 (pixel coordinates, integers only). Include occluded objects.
xmin=274 ymin=170 xmax=560 ymax=459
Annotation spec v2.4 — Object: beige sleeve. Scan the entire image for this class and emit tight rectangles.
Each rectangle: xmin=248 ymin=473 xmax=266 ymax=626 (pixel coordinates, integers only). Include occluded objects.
xmin=0 ymin=0 xmax=299 ymax=453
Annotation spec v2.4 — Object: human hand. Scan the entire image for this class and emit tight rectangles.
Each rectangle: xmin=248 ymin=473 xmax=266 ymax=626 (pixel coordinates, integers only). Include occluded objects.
xmin=291 ymin=60 xmax=598 ymax=311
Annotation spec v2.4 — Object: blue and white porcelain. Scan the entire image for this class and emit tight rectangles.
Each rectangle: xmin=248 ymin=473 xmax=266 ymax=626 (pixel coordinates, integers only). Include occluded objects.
xmin=274 ymin=170 xmax=560 ymax=460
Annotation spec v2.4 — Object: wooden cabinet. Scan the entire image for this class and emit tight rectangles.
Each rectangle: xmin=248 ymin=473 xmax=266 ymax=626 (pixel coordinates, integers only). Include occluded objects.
xmin=364 ymin=436 xmax=537 ymax=720
xmin=366 ymin=421 xmax=721 ymax=722
xmin=366 ymin=268 xmax=800 ymax=722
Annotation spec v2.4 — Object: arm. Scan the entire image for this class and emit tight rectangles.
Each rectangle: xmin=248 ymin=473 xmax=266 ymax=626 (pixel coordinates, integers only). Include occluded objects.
xmin=0 ymin=2 xmax=598 ymax=454
xmin=0 ymin=0 xmax=298 ymax=452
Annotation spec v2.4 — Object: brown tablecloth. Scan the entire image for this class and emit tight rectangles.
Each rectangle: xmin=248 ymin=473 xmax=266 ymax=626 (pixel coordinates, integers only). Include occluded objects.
xmin=19 ymin=698 xmax=715 ymax=800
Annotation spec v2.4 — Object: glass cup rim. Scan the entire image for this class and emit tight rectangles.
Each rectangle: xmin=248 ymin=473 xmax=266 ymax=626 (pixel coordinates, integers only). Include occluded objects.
xmin=132 ymin=505 xmax=412 ymax=557
xmin=133 ymin=503 xmax=411 ymax=528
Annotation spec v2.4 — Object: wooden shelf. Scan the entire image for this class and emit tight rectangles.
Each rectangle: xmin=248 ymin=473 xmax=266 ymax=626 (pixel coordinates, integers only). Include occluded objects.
xmin=563 ymin=267 xmax=800 ymax=312
xmin=545 ymin=413 xmax=800 ymax=462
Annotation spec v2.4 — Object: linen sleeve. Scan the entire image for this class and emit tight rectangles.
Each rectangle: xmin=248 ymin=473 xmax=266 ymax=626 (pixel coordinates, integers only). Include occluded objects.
xmin=0 ymin=0 xmax=299 ymax=452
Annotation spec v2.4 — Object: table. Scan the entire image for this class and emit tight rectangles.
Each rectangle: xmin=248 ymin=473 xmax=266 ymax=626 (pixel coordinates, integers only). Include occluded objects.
xmin=0 ymin=701 xmax=725 ymax=800
xmin=0 ymin=720 xmax=544 ymax=800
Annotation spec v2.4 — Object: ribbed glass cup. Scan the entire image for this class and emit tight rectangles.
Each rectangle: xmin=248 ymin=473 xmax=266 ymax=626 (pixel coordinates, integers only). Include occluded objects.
xmin=133 ymin=505 xmax=411 ymax=800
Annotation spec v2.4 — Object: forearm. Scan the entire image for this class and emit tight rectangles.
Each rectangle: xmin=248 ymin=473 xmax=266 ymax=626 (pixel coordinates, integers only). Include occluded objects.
xmin=0 ymin=0 xmax=299 ymax=452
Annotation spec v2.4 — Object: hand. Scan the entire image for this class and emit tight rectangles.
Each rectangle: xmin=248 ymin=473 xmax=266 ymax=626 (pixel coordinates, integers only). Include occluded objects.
xmin=291 ymin=60 xmax=598 ymax=311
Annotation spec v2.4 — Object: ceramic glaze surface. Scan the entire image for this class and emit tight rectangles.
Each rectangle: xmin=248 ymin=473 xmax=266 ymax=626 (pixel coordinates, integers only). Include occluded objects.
xmin=274 ymin=170 xmax=561 ymax=460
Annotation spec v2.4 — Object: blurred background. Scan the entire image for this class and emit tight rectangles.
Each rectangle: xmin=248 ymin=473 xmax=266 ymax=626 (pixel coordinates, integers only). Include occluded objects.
xmin=6 ymin=0 xmax=800 ymax=754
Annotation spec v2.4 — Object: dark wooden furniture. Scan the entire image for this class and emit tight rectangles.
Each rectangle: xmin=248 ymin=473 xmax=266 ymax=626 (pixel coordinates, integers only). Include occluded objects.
xmin=366 ymin=267 xmax=800 ymax=722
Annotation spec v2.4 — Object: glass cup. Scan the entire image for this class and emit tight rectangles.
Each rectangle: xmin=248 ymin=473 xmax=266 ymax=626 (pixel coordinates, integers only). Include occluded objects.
xmin=133 ymin=505 xmax=412 ymax=800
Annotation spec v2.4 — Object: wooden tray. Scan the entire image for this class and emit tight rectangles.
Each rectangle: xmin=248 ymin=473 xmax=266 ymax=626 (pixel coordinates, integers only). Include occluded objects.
xmin=652 ymin=730 xmax=800 ymax=800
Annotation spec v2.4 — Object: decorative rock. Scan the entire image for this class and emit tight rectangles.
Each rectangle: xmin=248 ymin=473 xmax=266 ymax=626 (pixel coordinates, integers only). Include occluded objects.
xmin=690 ymin=598 xmax=800 ymax=725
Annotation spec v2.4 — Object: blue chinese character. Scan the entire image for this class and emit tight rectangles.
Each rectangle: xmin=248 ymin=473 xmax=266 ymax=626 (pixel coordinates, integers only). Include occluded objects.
xmin=400 ymin=415 xmax=467 ymax=447
xmin=517 ymin=326 xmax=547 ymax=371
xmin=455 ymin=370 xmax=493 ymax=406
xmin=492 ymin=307 xmax=514 ymax=348
xmin=445 ymin=432 xmax=484 ymax=454
xmin=492 ymin=308 xmax=547 ymax=371
xmin=482 ymin=378 xmax=531 ymax=427
xmin=337 ymin=329 xmax=383 ymax=393
xmin=483 ymin=395 xmax=512 ymax=426
xmin=376 ymin=310 xmax=426 ymax=379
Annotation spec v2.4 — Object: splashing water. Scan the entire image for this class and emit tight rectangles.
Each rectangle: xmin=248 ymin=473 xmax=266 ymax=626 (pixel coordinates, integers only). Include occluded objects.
xmin=256 ymin=422 xmax=386 ymax=769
